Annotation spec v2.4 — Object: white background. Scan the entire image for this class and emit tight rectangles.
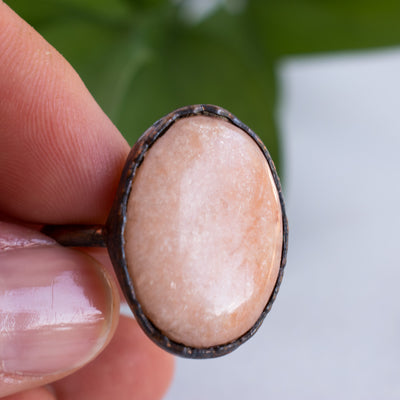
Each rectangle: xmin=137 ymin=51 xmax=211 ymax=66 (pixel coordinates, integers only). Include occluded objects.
xmin=164 ymin=48 xmax=400 ymax=399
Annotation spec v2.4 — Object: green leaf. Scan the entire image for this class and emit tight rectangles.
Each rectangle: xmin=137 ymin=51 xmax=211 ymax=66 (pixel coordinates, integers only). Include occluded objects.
xmin=115 ymin=8 xmax=280 ymax=165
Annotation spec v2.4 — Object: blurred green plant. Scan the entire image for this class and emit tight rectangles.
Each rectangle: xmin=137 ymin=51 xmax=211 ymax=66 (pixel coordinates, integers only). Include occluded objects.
xmin=6 ymin=0 xmax=400 ymax=170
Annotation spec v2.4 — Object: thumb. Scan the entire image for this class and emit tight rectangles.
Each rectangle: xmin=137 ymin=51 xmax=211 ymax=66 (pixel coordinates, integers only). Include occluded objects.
xmin=0 ymin=222 xmax=120 ymax=397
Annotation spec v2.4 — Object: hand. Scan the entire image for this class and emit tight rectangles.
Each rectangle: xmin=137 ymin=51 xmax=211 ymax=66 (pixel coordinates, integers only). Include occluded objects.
xmin=0 ymin=2 xmax=173 ymax=399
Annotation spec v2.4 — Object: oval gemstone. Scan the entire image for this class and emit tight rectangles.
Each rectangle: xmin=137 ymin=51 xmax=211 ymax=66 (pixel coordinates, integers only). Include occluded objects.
xmin=124 ymin=115 xmax=283 ymax=348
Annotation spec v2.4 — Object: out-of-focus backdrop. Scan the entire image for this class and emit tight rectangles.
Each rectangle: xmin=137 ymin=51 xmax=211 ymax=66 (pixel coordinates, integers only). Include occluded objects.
xmin=7 ymin=0 xmax=400 ymax=398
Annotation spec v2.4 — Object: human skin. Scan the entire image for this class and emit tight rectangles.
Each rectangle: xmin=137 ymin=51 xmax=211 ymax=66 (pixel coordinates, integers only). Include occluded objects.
xmin=0 ymin=2 xmax=174 ymax=399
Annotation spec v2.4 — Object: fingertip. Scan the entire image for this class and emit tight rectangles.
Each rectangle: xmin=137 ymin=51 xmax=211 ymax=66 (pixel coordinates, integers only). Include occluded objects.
xmin=0 ymin=224 xmax=120 ymax=396
xmin=0 ymin=246 xmax=119 ymax=378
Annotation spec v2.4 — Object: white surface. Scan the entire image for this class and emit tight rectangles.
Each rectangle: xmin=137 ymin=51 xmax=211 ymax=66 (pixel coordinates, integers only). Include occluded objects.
xmin=164 ymin=48 xmax=400 ymax=399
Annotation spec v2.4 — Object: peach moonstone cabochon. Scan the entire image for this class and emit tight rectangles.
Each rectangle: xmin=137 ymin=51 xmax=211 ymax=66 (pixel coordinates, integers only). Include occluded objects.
xmin=124 ymin=116 xmax=283 ymax=348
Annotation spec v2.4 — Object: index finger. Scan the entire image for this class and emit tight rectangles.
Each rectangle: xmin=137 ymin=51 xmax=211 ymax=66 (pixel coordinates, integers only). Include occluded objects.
xmin=0 ymin=1 xmax=130 ymax=224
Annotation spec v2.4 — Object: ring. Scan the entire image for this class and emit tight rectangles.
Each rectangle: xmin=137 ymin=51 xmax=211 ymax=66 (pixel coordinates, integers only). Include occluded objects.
xmin=42 ymin=104 xmax=288 ymax=359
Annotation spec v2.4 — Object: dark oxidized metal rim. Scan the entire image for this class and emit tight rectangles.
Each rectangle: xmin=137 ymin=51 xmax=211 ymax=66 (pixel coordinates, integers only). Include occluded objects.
xmin=105 ymin=104 xmax=288 ymax=359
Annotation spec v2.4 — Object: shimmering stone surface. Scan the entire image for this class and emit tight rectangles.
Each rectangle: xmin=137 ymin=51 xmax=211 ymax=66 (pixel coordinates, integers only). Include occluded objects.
xmin=124 ymin=116 xmax=283 ymax=348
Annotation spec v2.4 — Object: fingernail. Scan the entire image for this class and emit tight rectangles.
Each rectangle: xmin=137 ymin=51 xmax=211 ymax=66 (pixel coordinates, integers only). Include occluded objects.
xmin=0 ymin=246 xmax=116 ymax=376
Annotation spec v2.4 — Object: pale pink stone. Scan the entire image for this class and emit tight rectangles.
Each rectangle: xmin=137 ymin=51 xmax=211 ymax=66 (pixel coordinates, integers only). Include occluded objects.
xmin=125 ymin=116 xmax=283 ymax=348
